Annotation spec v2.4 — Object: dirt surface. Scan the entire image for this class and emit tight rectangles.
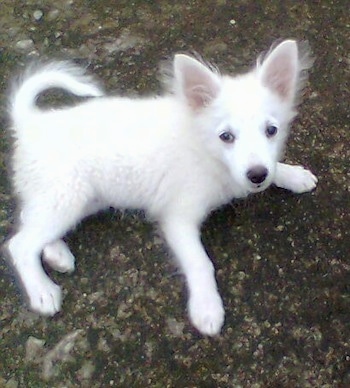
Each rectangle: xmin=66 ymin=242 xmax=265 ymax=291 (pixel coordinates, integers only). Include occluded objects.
xmin=0 ymin=1 xmax=349 ymax=387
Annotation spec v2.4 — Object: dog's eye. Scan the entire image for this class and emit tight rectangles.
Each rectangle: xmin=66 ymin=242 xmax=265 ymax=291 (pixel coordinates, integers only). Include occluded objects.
xmin=219 ymin=131 xmax=235 ymax=143
xmin=266 ymin=125 xmax=278 ymax=137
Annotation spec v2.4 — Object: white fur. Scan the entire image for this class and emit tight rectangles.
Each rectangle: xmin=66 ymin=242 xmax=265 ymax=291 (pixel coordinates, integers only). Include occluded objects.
xmin=7 ymin=40 xmax=317 ymax=336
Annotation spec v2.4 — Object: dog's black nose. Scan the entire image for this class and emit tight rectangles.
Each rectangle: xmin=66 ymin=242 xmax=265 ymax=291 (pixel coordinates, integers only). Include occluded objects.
xmin=247 ymin=166 xmax=268 ymax=184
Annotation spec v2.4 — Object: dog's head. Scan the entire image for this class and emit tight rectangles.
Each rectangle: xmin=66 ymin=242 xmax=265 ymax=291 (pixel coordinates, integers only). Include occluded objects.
xmin=173 ymin=40 xmax=312 ymax=197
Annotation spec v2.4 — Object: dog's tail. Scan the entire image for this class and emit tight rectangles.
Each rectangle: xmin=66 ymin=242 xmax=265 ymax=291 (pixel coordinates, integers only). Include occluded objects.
xmin=10 ymin=61 xmax=104 ymax=125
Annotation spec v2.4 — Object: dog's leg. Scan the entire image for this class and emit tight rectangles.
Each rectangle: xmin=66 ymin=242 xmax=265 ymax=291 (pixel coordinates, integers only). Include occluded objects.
xmin=41 ymin=196 xmax=105 ymax=273
xmin=8 ymin=225 xmax=63 ymax=316
xmin=8 ymin=192 xmax=86 ymax=315
xmin=43 ymin=240 xmax=75 ymax=273
xmin=161 ymin=217 xmax=224 ymax=336
xmin=274 ymin=162 xmax=318 ymax=193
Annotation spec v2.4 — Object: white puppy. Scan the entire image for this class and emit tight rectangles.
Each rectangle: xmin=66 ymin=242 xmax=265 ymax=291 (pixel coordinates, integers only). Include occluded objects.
xmin=7 ymin=40 xmax=317 ymax=336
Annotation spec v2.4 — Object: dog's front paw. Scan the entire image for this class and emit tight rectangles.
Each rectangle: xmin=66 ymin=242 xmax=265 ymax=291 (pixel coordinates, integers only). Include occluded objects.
xmin=274 ymin=163 xmax=318 ymax=193
xmin=188 ymin=291 xmax=225 ymax=336
xmin=27 ymin=278 xmax=62 ymax=316
xmin=288 ymin=166 xmax=318 ymax=193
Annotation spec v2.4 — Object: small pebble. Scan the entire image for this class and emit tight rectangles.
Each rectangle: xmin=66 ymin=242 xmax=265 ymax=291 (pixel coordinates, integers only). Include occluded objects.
xmin=25 ymin=336 xmax=46 ymax=363
xmin=16 ymin=39 xmax=34 ymax=51
xmin=33 ymin=10 xmax=43 ymax=21
xmin=48 ymin=9 xmax=60 ymax=20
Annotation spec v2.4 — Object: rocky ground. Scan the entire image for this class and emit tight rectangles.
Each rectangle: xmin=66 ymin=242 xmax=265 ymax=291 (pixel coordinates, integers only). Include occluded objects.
xmin=0 ymin=1 xmax=349 ymax=387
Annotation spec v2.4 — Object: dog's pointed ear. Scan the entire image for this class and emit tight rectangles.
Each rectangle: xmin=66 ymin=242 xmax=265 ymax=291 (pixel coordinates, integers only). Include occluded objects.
xmin=174 ymin=54 xmax=221 ymax=109
xmin=259 ymin=40 xmax=298 ymax=101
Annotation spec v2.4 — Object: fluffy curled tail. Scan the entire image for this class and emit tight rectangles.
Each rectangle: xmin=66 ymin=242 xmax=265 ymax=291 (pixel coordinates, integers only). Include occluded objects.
xmin=10 ymin=61 xmax=104 ymax=126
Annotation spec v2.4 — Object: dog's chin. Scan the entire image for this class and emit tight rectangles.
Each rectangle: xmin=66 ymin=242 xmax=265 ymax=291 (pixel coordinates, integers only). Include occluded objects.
xmin=244 ymin=181 xmax=271 ymax=196
xmin=235 ymin=176 xmax=273 ymax=197
xmin=249 ymin=182 xmax=270 ymax=194
xmin=235 ymin=184 xmax=268 ymax=199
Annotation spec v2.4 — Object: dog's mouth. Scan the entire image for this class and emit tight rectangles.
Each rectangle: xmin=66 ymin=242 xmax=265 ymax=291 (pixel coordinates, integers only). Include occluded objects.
xmin=249 ymin=181 xmax=270 ymax=194
xmin=234 ymin=172 xmax=272 ymax=197
xmin=237 ymin=183 xmax=268 ymax=198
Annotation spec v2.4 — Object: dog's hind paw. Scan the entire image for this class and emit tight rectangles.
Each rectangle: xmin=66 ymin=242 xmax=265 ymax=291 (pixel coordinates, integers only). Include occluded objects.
xmin=189 ymin=291 xmax=225 ymax=336
xmin=27 ymin=278 xmax=62 ymax=316
xmin=43 ymin=239 xmax=75 ymax=273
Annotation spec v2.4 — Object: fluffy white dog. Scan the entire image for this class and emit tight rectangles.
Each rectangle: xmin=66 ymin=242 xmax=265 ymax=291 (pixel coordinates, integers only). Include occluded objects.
xmin=7 ymin=40 xmax=317 ymax=336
